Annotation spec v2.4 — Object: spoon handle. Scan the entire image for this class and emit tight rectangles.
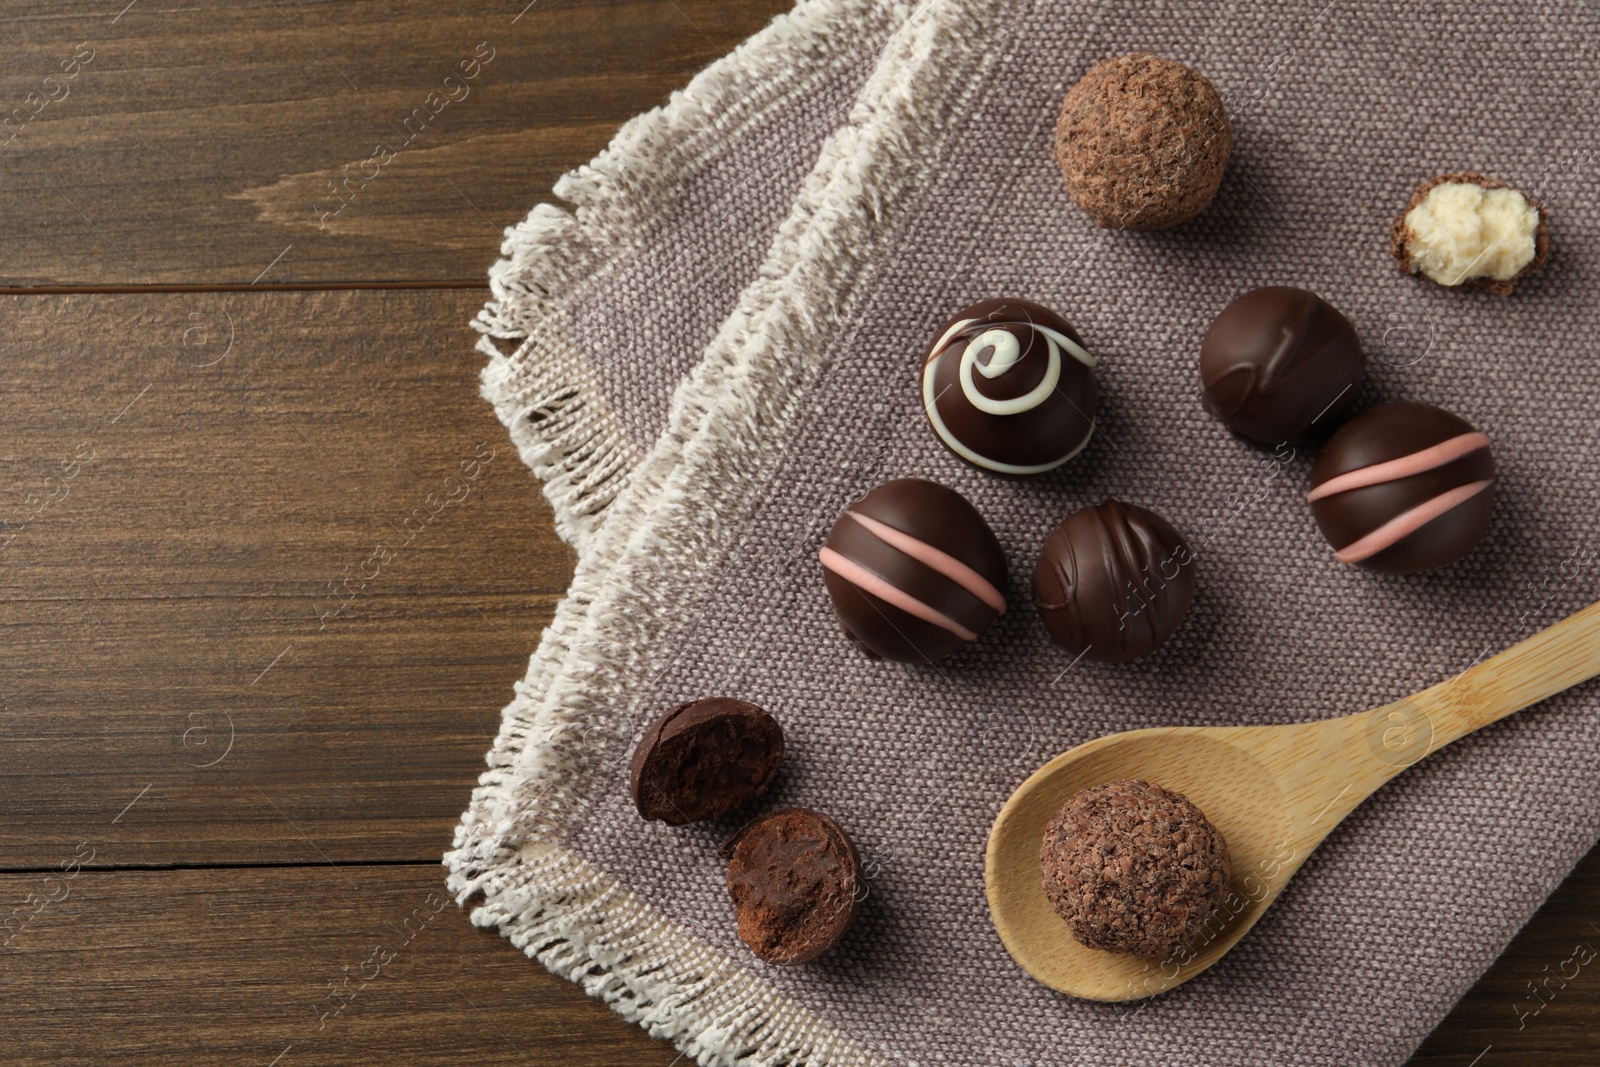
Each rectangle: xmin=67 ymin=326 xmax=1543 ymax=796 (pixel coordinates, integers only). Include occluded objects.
xmin=1412 ymin=598 xmax=1600 ymax=751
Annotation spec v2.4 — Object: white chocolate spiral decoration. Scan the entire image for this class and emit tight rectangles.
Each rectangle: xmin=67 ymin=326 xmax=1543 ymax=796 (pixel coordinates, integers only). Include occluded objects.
xmin=921 ymin=308 xmax=1097 ymax=475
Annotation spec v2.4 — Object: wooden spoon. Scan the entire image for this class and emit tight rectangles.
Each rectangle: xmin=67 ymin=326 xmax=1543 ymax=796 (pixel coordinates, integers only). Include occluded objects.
xmin=986 ymin=599 xmax=1600 ymax=1001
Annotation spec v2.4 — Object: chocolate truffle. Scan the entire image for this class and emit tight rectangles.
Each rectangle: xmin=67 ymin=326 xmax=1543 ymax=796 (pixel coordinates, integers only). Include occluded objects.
xmin=820 ymin=478 xmax=1007 ymax=663
xmin=1041 ymin=779 xmax=1232 ymax=959
xmin=722 ymin=808 xmax=861 ymax=965
xmin=630 ymin=698 xmax=784 ymax=825
xmin=921 ymin=298 xmax=1097 ymax=475
xmin=1392 ymin=173 xmax=1549 ymax=296
xmin=1055 ymin=53 xmax=1232 ymax=230
xmin=1200 ymin=287 xmax=1366 ymax=446
xmin=1032 ymin=500 xmax=1195 ymax=663
xmin=1308 ymin=401 xmax=1495 ymax=573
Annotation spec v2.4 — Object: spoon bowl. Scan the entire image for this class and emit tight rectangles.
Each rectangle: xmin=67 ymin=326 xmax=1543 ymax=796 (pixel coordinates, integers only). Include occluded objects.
xmin=986 ymin=600 xmax=1600 ymax=1000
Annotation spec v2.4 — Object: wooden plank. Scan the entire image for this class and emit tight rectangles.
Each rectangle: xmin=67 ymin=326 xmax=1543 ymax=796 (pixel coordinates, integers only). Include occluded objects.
xmin=0 ymin=290 xmax=573 ymax=867
xmin=0 ymin=0 xmax=791 ymax=287
xmin=1410 ymin=841 xmax=1600 ymax=1064
xmin=0 ymin=854 xmax=1593 ymax=1065
xmin=0 ymin=864 xmax=679 ymax=1066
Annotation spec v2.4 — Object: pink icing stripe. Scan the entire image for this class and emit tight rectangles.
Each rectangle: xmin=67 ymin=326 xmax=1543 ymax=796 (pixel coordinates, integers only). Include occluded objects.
xmin=846 ymin=511 xmax=1007 ymax=613
xmin=1307 ymin=433 xmax=1491 ymax=502
xmin=818 ymin=547 xmax=978 ymax=639
xmin=1334 ymin=480 xmax=1492 ymax=563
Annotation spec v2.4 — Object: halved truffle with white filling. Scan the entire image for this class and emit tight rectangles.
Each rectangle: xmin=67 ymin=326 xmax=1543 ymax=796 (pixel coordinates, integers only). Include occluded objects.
xmin=1391 ymin=172 xmax=1548 ymax=296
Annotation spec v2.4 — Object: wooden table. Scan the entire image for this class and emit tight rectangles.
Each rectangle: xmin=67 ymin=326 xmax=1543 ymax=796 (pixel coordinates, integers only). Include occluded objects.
xmin=0 ymin=2 xmax=1593 ymax=1062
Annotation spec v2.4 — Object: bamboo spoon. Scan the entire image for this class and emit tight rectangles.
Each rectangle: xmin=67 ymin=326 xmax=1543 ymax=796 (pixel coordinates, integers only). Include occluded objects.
xmin=986 ymin=599 xmax=1600 ymax=1001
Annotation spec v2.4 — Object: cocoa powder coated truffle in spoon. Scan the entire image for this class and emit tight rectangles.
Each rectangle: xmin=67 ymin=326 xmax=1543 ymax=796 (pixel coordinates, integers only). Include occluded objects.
xmin=1040 ymin=779 xmax=1232 ymax=960
xmin=722 ymin=808 xmax=861 ymax=965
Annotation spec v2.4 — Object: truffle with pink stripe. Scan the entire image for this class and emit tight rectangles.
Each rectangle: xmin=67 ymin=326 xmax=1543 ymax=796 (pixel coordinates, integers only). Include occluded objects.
xmin=1307 ymin=401 xmax=1495 ymax=573
xmin=820 ymin=478 xmax=1008 ymax=662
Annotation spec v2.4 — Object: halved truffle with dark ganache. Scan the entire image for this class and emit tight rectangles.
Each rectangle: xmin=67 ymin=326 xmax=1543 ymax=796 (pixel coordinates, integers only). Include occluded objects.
xmin=629 ymin=698 xmax=784 ymax=824
xmin=722 ymin=808 xmax=861 ymax=965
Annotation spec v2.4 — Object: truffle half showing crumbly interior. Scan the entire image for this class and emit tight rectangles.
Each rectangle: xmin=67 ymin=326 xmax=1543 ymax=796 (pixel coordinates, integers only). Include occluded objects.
xmin=629 ymin=698 xmax=785 ymax=825
xmin=722 ymin=808 xmax=861 ymax=965
xmin=1040 ymin=779 xmax=1232 ymax=960
xmin=1392 ymin=173 xmax=1548 ymax=296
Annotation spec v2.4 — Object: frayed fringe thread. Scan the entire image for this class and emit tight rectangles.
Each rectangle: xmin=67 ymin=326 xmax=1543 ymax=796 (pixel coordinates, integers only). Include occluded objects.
xmin=469 ymin=0 xmax=905 ymax=551
xmin=478 ymin=332 xmax=637 ymax=550
xmin=449 ymin=0 xmax=995 ymax=1063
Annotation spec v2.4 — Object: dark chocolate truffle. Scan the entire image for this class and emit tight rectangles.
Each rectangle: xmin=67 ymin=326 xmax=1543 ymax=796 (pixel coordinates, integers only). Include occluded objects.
xmin=1040 ymin=779 xmax=1232 ymax=959
xmin=820 ymin=478 xmax=1007 ymax=663
xmin=629 ymin=698 xmax=784 ymax=825
xmin=921 ymin=298 xmax=1097 ymax=474
xmin=722 ymin=808 xmax=861 ymax=965
xmin=1200 ymin=287 xmax=1366 ymax=446
xmin=1392 ymin=172 xmax=1549 ymax=296
xmin=1055 ymin=53 xmax=1232 ymax=230
xmin=1032 ymin=500 xmax=1195 ymax=663
xmin=1308 ymin=401 xmax=1495 ymax=573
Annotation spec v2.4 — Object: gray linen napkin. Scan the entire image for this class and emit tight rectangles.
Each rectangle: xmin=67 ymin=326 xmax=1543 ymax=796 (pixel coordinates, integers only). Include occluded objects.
xmin=453 ymin=1 xmax=1600 ymax=1064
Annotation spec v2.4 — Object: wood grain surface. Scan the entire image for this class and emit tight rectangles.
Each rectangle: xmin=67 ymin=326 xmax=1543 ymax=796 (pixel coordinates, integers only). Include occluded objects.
xmin=0 ymin=1 xmax=1593 ymax=1064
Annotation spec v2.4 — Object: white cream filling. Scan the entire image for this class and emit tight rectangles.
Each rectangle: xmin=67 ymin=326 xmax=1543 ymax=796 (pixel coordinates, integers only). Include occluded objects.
xmin=1403 ymin=182 xmax=1539 ymax=285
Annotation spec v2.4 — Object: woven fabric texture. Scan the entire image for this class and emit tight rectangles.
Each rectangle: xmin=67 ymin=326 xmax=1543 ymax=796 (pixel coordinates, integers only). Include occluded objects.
xmin=452 ymin=1 xmax=1600 ymax=1064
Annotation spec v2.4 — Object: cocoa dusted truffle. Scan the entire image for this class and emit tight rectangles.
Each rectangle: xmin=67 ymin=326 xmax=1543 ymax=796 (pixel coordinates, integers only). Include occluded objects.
xmin=921 ymin=298 xmax=1098 ymax=475
xmin=1308 ymin=401 xmax=1495 ymax=573
xmin=629 ymin=698 xmax=784 ymax=825
xmin=1032 ymin=500 xmax=1195 ymax=662
xmin=1055 ymin=53 xmax=1232 ymax=230
xmin=1200 ymin=287 xmax=1366 ymax=446
xmin=722 ymin=808 xmax=861 ymax=965
xmin=1040 ymin=779 xmax=1232 ymax=959
xmin=820 ymin=478 xmax=1007 ymax=663
xmin=1392 ymin=173 xmax=1548 ymax=296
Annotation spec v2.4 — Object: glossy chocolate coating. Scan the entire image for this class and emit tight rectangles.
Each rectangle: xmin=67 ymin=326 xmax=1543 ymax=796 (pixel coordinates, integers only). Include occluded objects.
xmin=1032 ymin=500 xmax=1195 ymax=662
xmin=922 ymin=298 xmax=1097 ymax=475
xmin=1308 ymin=401 xmax=1495 ymax=573
xmin=819 ymin=478 xmax=1007 ymax=663
xmin=722 ymin=808 xmax=861 ymax=965
xmin=629 ymin=698 xmax=784 ymax=825
xmin=1200 ymin=287 xmax=1365 ymax=446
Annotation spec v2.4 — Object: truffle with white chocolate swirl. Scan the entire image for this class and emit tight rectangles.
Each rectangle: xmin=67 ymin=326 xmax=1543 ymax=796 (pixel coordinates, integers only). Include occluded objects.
xmin=921 ymin=298 xmax=1097 ymax=475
